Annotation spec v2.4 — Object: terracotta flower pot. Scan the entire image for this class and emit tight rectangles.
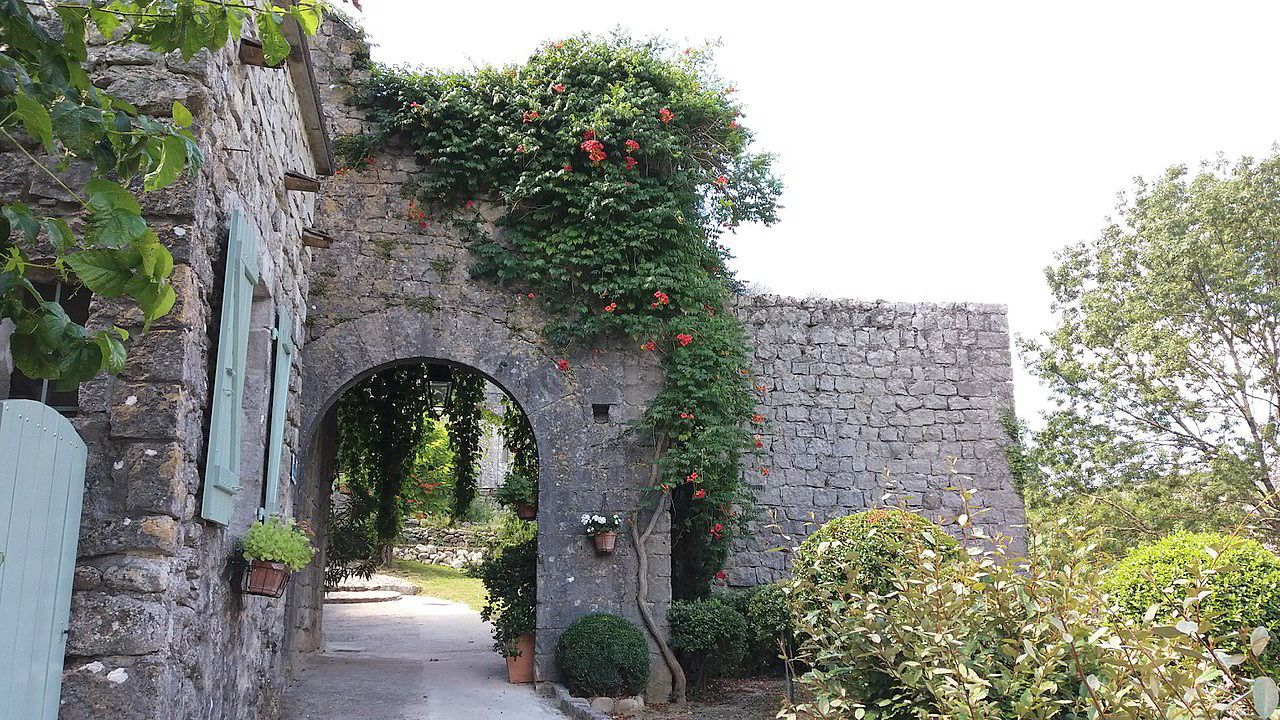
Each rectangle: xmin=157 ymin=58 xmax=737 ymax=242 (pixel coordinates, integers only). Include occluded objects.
xmin=505 ymin=634 xmax=535 ymax=684
xmin=592 ymin=531 xmax=617 ymax=555
xmin=243 ymin=559 xmax=290 ymax=598
xmin=515 ymin=503 xmax=537 ymax=520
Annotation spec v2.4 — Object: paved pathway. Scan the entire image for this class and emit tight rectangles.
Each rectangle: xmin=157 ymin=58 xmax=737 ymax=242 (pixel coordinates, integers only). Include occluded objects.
xmin=281 ymin=594 xmax=567 ymax=720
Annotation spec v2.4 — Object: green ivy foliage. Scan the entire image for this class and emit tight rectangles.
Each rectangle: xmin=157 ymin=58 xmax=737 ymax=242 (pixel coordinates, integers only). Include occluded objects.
xmin=404 ymin=416 xmax=455 ymax=516
xmin=445 ymin=372 xmax=485 ymax=520
xmin=498 ymin=394 xmax=538 ymax=500
xmin=340 ymin=34 xmax=781 ymax=597
xmin=555 ymin=612 xmax=651 ymax=698
xmin=0 ymin=0 xmax=320 ymax=385
xmin=241 ymin=515 xmax=315 ymax=572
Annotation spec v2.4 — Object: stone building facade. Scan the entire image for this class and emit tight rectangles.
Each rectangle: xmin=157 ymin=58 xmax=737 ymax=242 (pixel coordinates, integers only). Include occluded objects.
xmin=0 ymin=13 xmax=1024 ymax=720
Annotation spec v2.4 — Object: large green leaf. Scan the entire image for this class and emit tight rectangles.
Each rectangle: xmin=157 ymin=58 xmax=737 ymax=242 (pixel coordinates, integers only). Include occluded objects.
xmin=257 ymin=11 xmax=291 ymax=66
xmin=64 ymin=248 xmax=135 ymax=297
xmin=172 ymin=100 xmax=193 ymax=128
xmin=13 ymin=91 xmax=53 ymax=152
xmin=1 ymin=203 xmax=39 ymax=242
xmin=144 ymin=135 xmax=187 ymax=191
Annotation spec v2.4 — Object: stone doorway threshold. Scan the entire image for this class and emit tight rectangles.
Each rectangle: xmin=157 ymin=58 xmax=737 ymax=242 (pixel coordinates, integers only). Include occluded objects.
xmin=281 ymin=594 xmax=568 ymax=719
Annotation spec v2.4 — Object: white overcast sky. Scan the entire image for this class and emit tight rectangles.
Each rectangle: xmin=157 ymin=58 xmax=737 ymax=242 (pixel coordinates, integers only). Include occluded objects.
xmin=344 ymin=0 xmax=1280 ymax=422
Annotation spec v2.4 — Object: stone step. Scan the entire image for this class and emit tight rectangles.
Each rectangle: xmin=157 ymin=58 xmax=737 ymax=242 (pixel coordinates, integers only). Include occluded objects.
xmin=324 ymin=590 xmax=402 ymax=604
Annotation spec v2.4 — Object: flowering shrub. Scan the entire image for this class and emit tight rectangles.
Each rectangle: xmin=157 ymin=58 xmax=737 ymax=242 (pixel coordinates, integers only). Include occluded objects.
xmin=580 ymin=513 xmax=623 ymax=536
xmin=342 ymin=33 xmax=781 ymax=598
xmin=782 ymin=491 xmax=1280 ymax=720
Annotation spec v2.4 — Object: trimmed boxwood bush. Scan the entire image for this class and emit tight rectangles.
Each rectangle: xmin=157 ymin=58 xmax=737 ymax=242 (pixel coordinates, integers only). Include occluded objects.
xmin=791 ymin=507 xmax=960 ymax=602
xmin=556 ymin=613 xmax=650 ymax=698
xmin=719 ymin=584 xmax=792 ymax=677
xmin=1103 ymin=531 xmax=1280 ymax=674
xmin=668 ymin=596 xmax=747 ymax=690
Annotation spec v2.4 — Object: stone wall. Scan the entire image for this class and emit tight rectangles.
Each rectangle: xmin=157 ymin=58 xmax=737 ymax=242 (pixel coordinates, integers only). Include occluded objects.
xmin=726 ymin=296 xmax=1025 ymax=586
xmin=392 ymin=522 xmax=496 ymax=569
xmin=0 ymin=19 xmax=323 ymax=720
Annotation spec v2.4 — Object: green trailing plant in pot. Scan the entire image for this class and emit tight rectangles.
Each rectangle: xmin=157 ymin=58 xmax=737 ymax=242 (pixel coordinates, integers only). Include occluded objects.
xmin=581 ymin=513 xmax=623 ymax=555
xmin=471 ymin=537 xmax=537 ymax=682
xmin=496 ymin=470 xmax=537 ymax=520
xmin=240 ymin=516 xmax=315 ymax=598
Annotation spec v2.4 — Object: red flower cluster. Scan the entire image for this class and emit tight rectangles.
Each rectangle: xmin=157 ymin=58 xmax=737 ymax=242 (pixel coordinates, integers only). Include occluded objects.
xmin=659 ymin=108 xmax=673 ymax=124
xmin=604 ymin=303 xmax=617 ymax=313
xmin=556 ymin=359 xmax=570 ymax=372
xmin=752 ymin=413 xmax=765 ymax=423
xmin=686 ymin=472 xmax=699 ymax=482
xmin=624 ymin=139 xmax=640 ymax=152
xmin=693 ymin=488 xmax=706 ymax=499
xmin=563 ymin=164 xmax=573 ymax=172
xmin=715 ymin=570 xmax=728 ymax=582
xmin=728 ymin=119 xmax=739 ymax=129
xmin=676 ymin=333 xmax=693 ymax=347
xmin=761 ymin=467 xmax=770 ymax=476
xmin=710 ymin=523 xmax=724 ymax=539
xmin=408 ymin=101 xmax=420 ymax=109
xmin=527 ymin=292 xmax=537 ymax=299
xmin=625 ymin=156 xmax=638 ymax=170
xmin=516 ymin=145 xmax=527 ymax=153
xmin=714 ymin=175 xmax=728 ymax=186
xmin=552 ymin=83 xmax=565 ymax=93
xmin=522 ymin=110 xmax=539 ymax=122
xmin=754 ymin=435 xmax=763 ymax=448
xmin=678 ymin=412 xmax=694 ymax=420
xmin=580 ymin=138 xmax=606 ymax=165
xmin=583 ymin=129 xmax=595 ymax=139
xmin=640 ymin=341 xmax=656 ymax=351
xmin=650 ymin=290 xmax=670 ymax=309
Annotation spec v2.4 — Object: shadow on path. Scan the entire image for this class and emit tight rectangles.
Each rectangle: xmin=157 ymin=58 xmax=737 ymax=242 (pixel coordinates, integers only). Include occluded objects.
xmin=282 ymin=595 xmax=565 ymax=720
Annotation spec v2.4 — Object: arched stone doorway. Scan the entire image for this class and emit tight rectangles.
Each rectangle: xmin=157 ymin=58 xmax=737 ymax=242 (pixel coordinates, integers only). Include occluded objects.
xmin=288 ymin=305 xmax=673 ymax=695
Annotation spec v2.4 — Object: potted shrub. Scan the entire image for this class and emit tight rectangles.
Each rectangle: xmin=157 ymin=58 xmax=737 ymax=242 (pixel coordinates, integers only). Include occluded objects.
xmin=496 ymin=470 xmax=537 ymax=520
xmin=240 ymin=516 xmax=315 ymax=598
xmin=580 ymin=513 xmax=622 ymax=555
xmin=471 ymin=538 xmax=537 ymax=683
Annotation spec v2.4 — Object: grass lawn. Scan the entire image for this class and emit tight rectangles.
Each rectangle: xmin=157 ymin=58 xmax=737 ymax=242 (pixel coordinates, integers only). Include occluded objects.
xmin=385 ymin=559 xmax=487 ymax=612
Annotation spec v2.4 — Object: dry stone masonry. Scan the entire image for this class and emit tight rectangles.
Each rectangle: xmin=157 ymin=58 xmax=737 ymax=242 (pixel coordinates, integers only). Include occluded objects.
xmin=728 ymin=297 xmax=1025 ymax=585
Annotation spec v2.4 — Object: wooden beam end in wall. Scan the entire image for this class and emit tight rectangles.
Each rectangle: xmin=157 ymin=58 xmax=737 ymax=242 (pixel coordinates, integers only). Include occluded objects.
xmin=238 ymin=38 xmax=285 ymax=69
xmin=284 ymin=171 xmax=321 ymax=193
xmin=301 ymin=228 xmax=333 ymax=249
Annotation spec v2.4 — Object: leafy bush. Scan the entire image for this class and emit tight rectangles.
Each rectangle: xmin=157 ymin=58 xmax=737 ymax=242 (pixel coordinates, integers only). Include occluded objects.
xmin=494 ymin=470 xmax=536 ymax=507
xmin=744 ymin=584 xmax=793 ymax=676
xmin=241 ymin=516 xmax=315 ymax=572
xmin=791 ymin=507 xmax=960 ymax=602
xmin=1104 ymin=532 xmax=1280 ymax=675
xmin=782 ymin=493 xmax=1280 ymax=720
xmin=668 ymin=597 xmax=747 ymax=690
xmin=470 ymin=538 xmax=536 ymax=656
xmin=556 ymin=613 xmax=650 ymax=698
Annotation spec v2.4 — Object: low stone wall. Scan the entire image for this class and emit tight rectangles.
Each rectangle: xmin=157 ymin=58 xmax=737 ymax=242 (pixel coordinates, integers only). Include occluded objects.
xmin=392 ymin=522 xmax=497 ymax=569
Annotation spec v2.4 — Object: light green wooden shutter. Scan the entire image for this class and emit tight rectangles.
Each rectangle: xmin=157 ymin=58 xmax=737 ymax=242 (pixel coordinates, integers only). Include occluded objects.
xmin=0 ymin=399 xmax=88 ymax=720
xmin=202 ymin=207 xmax=259 ymax=525
xmin=261 ymin=306 xmax=294 ymax=518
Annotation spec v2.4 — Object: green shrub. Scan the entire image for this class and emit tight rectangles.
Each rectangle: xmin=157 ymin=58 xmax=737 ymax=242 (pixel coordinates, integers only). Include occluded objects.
xmin=668 ymin=597 xmax=747 ymax=690
xmin=1104 ymin=532 xmax=1280 ymax=675
xmin=241 ymin=516 xmax=315 ymax=572
xmin=470 ymin=537 xmax=536 ymax=656
xmin=782 ymin=494 xmax=1280 ymax=720
xmin=556 ymin=613 xmax=650 ymax=698
xmin=744 ymin=584 xmax=793 ymax=676
xmin=494 ymin=470 xmax=536 ymax=508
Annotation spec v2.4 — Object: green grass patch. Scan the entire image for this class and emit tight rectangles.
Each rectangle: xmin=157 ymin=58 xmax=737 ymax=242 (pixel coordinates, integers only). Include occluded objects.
xmin=385 ymin=559 xmax=487 ymax=611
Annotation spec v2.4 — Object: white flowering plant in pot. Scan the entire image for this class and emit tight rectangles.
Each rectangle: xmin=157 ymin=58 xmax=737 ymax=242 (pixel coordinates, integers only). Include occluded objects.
xmin=580 ymin=513 xmax=622 ymax=536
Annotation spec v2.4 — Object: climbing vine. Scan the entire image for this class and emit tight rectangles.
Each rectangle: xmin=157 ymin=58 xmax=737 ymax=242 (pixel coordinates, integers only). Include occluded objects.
xmin=445 ymin=371 xmax=485 ymax=520
xmin=499 ymin=395 xmax=538 ymax=485
xmin=330 ymin=364 xmax=437 ymax=582
xmin=339 ymin=33 xmax=781 ymax=601
xmin=0 ymin=0 xmax=321 ymax=385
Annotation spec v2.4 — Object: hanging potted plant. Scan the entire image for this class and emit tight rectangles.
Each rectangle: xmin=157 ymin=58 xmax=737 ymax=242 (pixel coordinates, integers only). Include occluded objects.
xmin=581 ymin=513 xmax=622 ymax=555
xmin=240 ymin=515 xmax=316 ymax=598
xmin=471 ymin=538 xmax=537 ymax=683
xmin=496 ymin=470 xmax=537 ymax=520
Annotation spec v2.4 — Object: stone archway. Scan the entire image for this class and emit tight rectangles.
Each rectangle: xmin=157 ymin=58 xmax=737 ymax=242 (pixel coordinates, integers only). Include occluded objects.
xmin=291 ymin=304 xmax=673 ymax=695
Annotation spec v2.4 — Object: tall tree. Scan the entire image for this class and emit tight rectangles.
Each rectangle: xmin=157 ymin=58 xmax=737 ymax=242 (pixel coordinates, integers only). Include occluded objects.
xmin=1023 ymin=154 xmax=1280 ymax=527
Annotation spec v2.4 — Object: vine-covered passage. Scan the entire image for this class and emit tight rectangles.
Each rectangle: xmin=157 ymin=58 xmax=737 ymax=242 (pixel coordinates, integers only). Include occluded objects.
xmin=339 ymin=34 xmax=782 ymax=596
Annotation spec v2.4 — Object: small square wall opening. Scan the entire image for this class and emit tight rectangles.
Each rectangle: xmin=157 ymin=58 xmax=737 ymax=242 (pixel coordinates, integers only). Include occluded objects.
xmin=592 ymin=404 xmax=612 ymax=424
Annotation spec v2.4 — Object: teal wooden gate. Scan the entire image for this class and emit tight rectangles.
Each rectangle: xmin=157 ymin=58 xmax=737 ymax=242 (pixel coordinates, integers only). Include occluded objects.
xmin=0 ymin=399 xmax=88 ymax=719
